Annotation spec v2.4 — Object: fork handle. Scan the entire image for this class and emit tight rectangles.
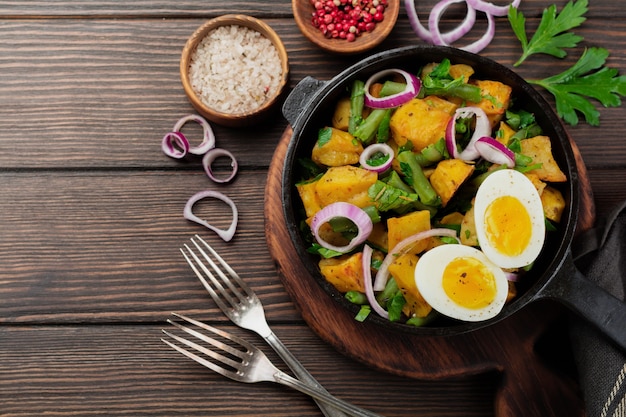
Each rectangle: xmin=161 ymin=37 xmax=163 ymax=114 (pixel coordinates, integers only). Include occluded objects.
xmin=264 ymin=332 xmax=350 ymax=417
xmin=273 ymin=370 xmax=384 ymax=417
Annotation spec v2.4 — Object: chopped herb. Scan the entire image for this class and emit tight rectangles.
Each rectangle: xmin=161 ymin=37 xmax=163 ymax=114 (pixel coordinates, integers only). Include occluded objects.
xmin=307 ymin=243 xmax=343 ymax=258
xmin=421 ymin=59 xmax=483 ymax=102
xmin=386 ymin=292 xmax=406 ymax=322
xmin=368 ymin=181 xmax=419 ymax=212
xmin=316 ymin=127 xmax=332 ymax=147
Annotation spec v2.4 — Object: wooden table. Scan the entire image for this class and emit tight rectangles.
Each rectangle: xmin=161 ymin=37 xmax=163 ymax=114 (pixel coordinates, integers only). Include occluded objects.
xmin=0 ymin=1 xmax=624 ymax=416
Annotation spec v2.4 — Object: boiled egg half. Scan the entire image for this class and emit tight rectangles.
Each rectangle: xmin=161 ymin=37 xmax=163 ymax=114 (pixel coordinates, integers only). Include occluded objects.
xmin=474 ymin=169 xmax=546 ymax=269
xmin=414 ymin=244 xmax=509 ymax=321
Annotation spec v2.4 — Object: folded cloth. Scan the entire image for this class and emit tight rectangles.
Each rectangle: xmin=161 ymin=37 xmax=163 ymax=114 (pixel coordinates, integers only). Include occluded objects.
xmin=571 ymin=199 xmax=626 ymax=417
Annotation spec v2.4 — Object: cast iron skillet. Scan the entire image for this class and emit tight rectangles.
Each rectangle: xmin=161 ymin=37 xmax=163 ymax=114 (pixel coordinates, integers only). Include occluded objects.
xmin=281 ymin=45 xmax=626 ymax=350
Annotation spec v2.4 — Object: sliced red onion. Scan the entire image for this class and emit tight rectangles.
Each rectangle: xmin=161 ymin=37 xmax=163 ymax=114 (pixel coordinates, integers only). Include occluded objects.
xmin=310 ymin=202 xmax=373 ymax=254
xmin=162 ymin=131 xmax=189 ymax=159
xmin=373 ymin=228 xmax=459 ymax=291
xmin=445 ymin=106 xmax=491 ymax=161
xmin=362 ymin=245 xmax=389 ymax=319
xmin=172 ymin=114 xmax=216 ymax=155
xmin=504 ymin=271 xmax=520 ymax=282
xmin=429 ymin=2 xmax=496 ymax=54
xmin=475 ymin=136 xmax=515 ymax=168
xmin=359 ymin=143 xmax=394 ymax=173
xmin=466 ymin=0 xmax=521 ymax=17
xmin=404 ymin=0 xmax=476 ymax=44
xmin=184 ymin=190 xmax=238 ymax=242
xmin=202 ymin=148 xmax=238 ymax=184
xmin=363 ymin=69 xmax=421 ymax=109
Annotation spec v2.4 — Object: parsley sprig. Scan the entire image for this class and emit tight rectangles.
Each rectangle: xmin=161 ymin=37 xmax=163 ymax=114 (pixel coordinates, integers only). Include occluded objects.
xmin=508 ymin=0 xmax=626 ymax=126
xmin=509 ymin=0 xmax=587 ymax=67
xmin=528 ymin=47 xmax=626 ymax=126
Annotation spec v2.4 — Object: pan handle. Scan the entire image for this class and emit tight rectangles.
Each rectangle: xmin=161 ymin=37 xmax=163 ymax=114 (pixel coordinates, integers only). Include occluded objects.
xmin=537 ymin=253 xmax=626 ymax=351
xmin=281 ymin=76 xmax=326 ymax=127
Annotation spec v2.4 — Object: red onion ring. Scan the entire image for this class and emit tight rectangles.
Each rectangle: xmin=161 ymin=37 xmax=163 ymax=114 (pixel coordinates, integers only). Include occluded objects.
xmin=183 ymin=190 xmax=238 ymax=242
xmin=363 ymin=69 xmax=421 ymax=109
xmin=359 ymin=143 xmax=394 ymax=173
xmin=310 ymin=202 xmax=373 ymax=254
xmin=474 ymin=136 xmax=516 ymax=168
xmin=373 ymin=228 xmax=460 ymax=291
xmin=405 ymin=0 xmax=477 ymax=44
xmin=466 ymin=0 xmax=520 ymax=17
xmin=161 ymin=131 xmax=189 ymax=159
xmin=172 ymin=114 xmax=216 ymax=155
xmin=202 ymin=148 xmax=238 ymax=184
xmin=429 ymin=1 xmax=496 ymax=53
xmin=445 ymin=106 xmax=491 ymax=161
xmin=362 ymin=245 xmax=390 ymax=319
xmin=504 ymin=271 xmax=520 ymax=282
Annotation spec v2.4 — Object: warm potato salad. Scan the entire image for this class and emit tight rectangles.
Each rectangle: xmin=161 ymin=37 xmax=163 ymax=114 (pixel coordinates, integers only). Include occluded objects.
xmin=295 ymin=60 xmax=567 ymax=325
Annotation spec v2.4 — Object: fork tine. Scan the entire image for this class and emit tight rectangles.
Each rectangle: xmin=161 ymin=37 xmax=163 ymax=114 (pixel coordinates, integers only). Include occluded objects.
xmin=161 ymin=331 xmax=243 ymax=380
xmin=180 ymin=243 xmax=239 ymax=312
xmin=192 ymin=234 xmax=257 ymax=300
xmin=162 ymin=313 xmax=253 ymax=379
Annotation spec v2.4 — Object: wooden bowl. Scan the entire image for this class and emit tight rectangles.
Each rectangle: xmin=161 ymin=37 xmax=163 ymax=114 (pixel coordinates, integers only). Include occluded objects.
xmin=292 ymin=0 xmax=400 ymax=54
xmin=180 ymin=14 xmax=289 ymax=127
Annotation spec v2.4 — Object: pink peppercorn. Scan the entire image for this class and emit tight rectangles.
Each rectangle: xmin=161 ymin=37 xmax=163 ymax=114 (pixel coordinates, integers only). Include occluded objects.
xmin=310 ymin=0 xmax=387 ymax=42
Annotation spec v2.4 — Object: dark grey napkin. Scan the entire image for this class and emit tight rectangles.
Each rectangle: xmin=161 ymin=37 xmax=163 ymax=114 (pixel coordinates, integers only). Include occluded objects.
xmin=571 ymin=199 xmax=626 ymax=417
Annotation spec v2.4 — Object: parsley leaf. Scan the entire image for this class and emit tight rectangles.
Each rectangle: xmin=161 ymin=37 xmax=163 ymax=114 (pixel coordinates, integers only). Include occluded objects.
xmin=528 ymin=47 xmax=626 ymax=126
xmin=509 ymin=0 xmax=587 ymax=67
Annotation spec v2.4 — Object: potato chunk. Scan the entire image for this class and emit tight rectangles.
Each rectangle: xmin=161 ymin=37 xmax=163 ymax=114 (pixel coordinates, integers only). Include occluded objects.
xmin=319 ymin=252 xmax=365 ymax=293
xmin=331 ymin=97 xmax=351 ymax=131
xmin=312 ymin=127 xmax=363 ymax=167
xmin=315 ymin=165 xmax=377 ymax=208
xmin=296 ymin=179 xmax=323 ymax=218
xmin=390 ymin=97 xmax=457 ymax=152
xmin=388 ymin=252 xmax=432 ymax=318
xmin=520 ymin=136 xmax=567 ymax=182
xmin=387 ymin=210 xmax=431 ymax=254
xmin=541 ymin=185 xmax=566 ymax=223
xmin=468 ymin=79 xmax=512 ymax=128
xmin=496 ymin=121 xmax=516 ymax=146
xmin=429 ymin=159 xmax=475 ymax=207
xmin=461 ymin=203 xmax=479 ymax=246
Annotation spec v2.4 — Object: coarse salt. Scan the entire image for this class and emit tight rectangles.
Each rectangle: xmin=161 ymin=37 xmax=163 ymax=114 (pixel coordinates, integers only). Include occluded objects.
xmin=189 ymin=25 xmax=283 ymax=115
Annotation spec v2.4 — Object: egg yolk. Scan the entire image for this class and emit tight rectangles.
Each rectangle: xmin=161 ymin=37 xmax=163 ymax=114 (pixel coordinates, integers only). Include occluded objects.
xmin=484 ymin=195 xmax=532 ymax=257
xmin=442 ymin=256 xmax=497 ymax=309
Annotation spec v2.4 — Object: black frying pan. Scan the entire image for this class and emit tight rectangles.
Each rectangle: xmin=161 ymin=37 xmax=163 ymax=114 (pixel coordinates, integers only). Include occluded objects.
xmin=281 ymin=45 xmax=626 ymax=350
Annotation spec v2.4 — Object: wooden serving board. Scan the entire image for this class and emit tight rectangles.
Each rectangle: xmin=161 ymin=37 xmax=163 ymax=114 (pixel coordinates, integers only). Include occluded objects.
xmin=264 ymin=126 xmax=595 ymax=417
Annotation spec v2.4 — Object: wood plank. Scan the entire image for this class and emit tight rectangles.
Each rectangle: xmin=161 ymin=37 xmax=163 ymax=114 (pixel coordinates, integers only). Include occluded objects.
xmin=0 ymin=324 xmax=498 ymax=417
xmin=0 ymin=0 xmax=622 ymax=18
xmin=0 ymin=1 xmax=295 ymax=18
xmin=0 ymin=18 xmax=624 ymax=169
xmin=0 ymin=171 xmax=300 ymax=323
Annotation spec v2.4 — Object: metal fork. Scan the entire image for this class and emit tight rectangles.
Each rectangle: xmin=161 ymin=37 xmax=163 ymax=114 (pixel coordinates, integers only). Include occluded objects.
xmin=180 ymin=234 xmax=348 ymax=417
xmin=162 ymin=313 xmax=382 ymax=417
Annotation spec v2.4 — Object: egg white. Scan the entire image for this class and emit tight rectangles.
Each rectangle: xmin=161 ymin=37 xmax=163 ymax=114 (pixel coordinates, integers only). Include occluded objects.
xmin=474 ymin=169 xmax=546 ymax=269
xmin=414 ymin=244 xmax=509 ymax=322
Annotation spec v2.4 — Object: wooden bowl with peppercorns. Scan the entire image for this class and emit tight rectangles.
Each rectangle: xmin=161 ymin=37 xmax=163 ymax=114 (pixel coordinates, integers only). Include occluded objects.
xmin=293 ymin=0 xmax=400 ymax=54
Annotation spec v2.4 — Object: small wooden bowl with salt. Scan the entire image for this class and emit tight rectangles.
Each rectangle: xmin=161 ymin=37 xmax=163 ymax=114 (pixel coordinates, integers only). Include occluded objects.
xmin=180 ymin=14 xmax=289 ymax=127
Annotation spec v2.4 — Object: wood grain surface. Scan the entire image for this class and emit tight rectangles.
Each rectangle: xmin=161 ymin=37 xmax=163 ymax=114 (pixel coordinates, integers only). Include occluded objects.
xmin=0 ymin=0 xmax=625 ymax=416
